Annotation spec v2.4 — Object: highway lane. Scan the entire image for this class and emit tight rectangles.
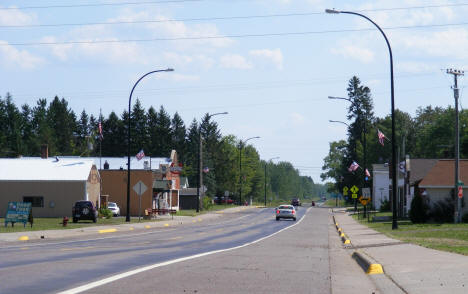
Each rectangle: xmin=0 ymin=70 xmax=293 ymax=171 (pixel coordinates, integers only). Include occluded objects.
xmin=0 ymin=206 xmax=307 ymax=294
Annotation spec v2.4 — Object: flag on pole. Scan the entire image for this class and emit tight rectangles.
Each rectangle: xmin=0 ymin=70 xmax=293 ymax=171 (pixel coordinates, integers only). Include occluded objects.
xmin=377 ymin=129 xmax=385 ymax=146
xmin=348 ymin=161 xmax=359 ymax=172
xmin=98 ymin=122 xmax=103 ymax=139
xmin=136 ymin=149 xmax=145 ymax=161
xmin=203 ymin=167 xmax=210 ymax=173
xmin=365 ymin=168 xmax=371 ymax=178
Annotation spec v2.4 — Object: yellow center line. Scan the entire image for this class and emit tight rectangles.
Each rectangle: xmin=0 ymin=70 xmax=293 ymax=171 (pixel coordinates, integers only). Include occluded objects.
xmin=170 ymin=236 xmax=183 ymax=240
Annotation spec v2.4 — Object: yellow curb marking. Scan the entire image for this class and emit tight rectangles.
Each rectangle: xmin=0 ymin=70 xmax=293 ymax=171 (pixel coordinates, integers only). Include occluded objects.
xmin=164 ymin=223 xmax=170 ymax=227
xmin=216 ymin=211 xmax=224 ymax=214
xmin=344 ymin=239 xmax=351 ymax=244
xmin=98 ymin=228 xmax=117 ymax=234
xmin=18 ymin=236 xmax=29 ymax=241
xmin=367 ymin=264 xmax=384 ymax=275
xmin=129 ymin=227 xmax=134 ymax=231
xmin=337 ymin=228 xmax=342 ymax=232
xmin=340 ymin=233 xmax=345 ymax=237
xmin=145 ymin=225 xmax=151 ymax=229
xmin=192 ymin=220 xmax=197 ymax=223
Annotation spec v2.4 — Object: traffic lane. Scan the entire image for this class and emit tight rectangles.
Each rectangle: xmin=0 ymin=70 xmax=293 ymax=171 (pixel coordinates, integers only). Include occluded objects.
xmin=0 ymin=208 xmax=306 ymax=294
xmin=85 ymin=207 xmax=329 ymax=294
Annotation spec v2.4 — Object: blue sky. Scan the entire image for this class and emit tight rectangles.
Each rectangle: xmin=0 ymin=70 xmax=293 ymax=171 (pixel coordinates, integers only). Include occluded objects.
xmin=1 ymin=0 xmax=468 ymax=184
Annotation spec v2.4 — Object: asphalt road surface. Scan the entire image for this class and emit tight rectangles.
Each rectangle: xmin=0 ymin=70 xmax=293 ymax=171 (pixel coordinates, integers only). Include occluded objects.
xmin=0 ymin=206 xmax=334 ymax=294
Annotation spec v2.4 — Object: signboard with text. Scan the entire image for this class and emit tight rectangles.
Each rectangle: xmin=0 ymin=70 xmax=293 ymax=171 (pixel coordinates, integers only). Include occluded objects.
xmin=5 ymin=202 xmax=32 ymax=227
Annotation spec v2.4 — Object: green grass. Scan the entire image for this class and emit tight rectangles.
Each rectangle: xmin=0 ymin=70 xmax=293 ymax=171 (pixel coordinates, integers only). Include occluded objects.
xmin=353 ymin=212 xmax=468 ymax=255
xmin=324 ymin=199 xmax=346 ymax=207
xmin=0 ymin=216 xmax=156 ymax=233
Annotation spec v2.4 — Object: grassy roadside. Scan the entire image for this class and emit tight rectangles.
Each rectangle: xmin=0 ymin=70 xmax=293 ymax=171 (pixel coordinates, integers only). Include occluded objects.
xmin=353 ymin=212 xmax=468 ymax=256
xmin=324 ymin=199 xmax=346 ymax=207
xmin=0 ymin=216 xmax=155 ymax=233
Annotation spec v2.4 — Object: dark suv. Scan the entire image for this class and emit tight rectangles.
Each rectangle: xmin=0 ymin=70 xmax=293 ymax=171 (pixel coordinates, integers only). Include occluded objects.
xmin=291 ymin=198 xmax=301 ymax=206
xmin=72 ymin=201 xmax=98 ymax=223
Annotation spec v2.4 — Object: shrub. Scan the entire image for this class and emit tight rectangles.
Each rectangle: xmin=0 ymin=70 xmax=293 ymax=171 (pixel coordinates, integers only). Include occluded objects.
xmin=409 ymin=192 xmax=429 ymax=223
xmin=99 ymin=208 xmax=113 ymax=219
xmin=430 ymin=197 xmax=454 ymax=223
xmin=202 ymin=196 xmax=213 ymax=210
xmin=379 ymin=199 xmax=390 ymax=212
xmin=462 ymin=212 xmax=468 ymax=223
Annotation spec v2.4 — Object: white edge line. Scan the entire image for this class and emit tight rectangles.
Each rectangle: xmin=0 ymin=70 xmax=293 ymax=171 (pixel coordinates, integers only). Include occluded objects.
xmin=57 ymin=207 xmax=310 ymax=294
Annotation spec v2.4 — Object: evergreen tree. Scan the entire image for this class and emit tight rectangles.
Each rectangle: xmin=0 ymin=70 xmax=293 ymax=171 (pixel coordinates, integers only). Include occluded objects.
xmin=47 ymin=96 xmax=77 ymax=155
xmin=171 ymin=112 xmax=186 ymax=162
xmin=102 ymin=111 xmax=126 ymax=156
xmin=130 ymin=99 xmax=148 ymax=156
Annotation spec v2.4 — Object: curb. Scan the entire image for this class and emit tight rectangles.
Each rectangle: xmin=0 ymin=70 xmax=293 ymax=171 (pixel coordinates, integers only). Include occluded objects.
xmin=352 ymin=250 xmax=384 ymax=275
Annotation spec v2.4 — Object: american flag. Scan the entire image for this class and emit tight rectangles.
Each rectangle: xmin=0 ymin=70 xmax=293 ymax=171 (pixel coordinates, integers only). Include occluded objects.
xmin=203 ymin=167 xmax=210 ymax=173
xmin=348 ymin=161 xmax=359 ymax=172
xmin=98 ymin=122 xmax=103 ymax=139
xmin=365 ymin=168 xmax=371 ymax=178
xmin=377 ymin=129 xmax=385 ymax=146
xmin=136 ymin=149 xmax=145 ymax=161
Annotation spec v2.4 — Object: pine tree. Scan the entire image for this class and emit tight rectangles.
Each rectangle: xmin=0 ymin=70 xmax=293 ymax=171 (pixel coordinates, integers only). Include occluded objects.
xmin=171 ymin=112 xmax=186 ymax=162
xmin=47 ymin=96 xmax=77 ymax=155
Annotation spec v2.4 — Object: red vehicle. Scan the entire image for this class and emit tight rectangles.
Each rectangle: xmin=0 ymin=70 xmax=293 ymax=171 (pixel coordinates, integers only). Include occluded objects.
xmin=214 ymin=196 xmax=234 ymax=204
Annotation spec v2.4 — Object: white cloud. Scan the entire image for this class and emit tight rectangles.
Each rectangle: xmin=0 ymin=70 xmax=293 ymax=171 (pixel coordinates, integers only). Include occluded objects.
xmin=0 ymin=41 xmax=44 ymax=70
xmin=331 ymin=45 xmax=375 ymax=63
xmin=220 ymin=54 xmax=253 ymax=70
xmin=0 ymin=7 xmax=36 ymax=26
xmin=249 ymin=48 xmax=283 ymax=70
xmin=289 ymin=112 xmax=306 ymax=126
xmin=397 ymin=61 xmax=434 ymax=73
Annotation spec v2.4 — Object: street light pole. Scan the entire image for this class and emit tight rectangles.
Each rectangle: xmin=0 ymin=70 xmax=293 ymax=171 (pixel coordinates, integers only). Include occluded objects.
xmin=126 ymin=68 xmax=174 ymax=222
xmin=326 ymin=8 xmax=398 ymax=229
xmin=239 ymin=136 xmax=260 ymax=206
xmin=196 ymin=112 xmax=228 ymax=213
xmin=265 ymin=157 xmax=279 ymax=207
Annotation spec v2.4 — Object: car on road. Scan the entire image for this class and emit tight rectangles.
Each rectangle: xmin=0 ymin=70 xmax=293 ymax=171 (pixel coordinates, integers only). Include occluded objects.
xmin=107 ymin=202 xmax=120 ymax=216
xmin=276 ymin=205 xmax=296 ymax=221
xmin=291 ymin=198 xmax=301 ymax=206
xmin=72 ymin=200 xmax=98 ymax=223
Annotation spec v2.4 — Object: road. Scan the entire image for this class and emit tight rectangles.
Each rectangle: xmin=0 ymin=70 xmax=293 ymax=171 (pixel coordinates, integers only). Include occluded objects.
xmin=0 ymin=205 xmax=374 ymax=293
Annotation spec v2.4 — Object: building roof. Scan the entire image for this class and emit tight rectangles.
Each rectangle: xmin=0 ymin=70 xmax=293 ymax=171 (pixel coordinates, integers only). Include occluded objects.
xmin=419 ymin=159 xmax=468 ymax=188
xmin=87 ymin=156 xmax=171 ymax=170
xmin=0 ymin=157 xmax=95 ymax=181
xmin=409 ymin=159 xmax=439 ymax=185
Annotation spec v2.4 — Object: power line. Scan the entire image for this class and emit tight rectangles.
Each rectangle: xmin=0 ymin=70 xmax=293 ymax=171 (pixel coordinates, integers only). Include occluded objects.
xmin=0 ymin=0 xmax=202 ymax=10
xmin=3 ymin=3 xmax=468 ymax=29
xmin=5 ymin=22 xmax=468 ymax=46
xmin=3 ymin=1 xmax=468 ymax=11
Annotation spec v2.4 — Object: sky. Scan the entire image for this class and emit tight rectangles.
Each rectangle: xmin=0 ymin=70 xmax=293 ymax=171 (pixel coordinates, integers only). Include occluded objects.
xmin=1 ymin=0 xmax=468 ymax=184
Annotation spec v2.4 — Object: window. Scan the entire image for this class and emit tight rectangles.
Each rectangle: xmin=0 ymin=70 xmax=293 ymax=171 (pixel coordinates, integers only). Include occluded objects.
xmin=23 ymin=196 xmax=44 ymax=208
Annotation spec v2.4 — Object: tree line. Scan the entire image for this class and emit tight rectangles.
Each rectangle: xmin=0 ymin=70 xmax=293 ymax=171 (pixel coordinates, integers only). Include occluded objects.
xmin=321 ymin=76 xmax=464 ymax=194
xmin=0 ymin=93 xmax=317 ymax=203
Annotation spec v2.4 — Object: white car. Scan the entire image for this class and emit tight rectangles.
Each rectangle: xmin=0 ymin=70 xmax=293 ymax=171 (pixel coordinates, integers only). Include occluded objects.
xmin=275 ymin=205 xmax=296 ymax=221
xmin=108 ymin=202 xmax=120 ymax=217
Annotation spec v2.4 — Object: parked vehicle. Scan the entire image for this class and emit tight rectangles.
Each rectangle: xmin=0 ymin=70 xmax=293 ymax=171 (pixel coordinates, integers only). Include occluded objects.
xmin=107 ymin=202 xmax=120 ymax=217
xmin=72 ymin=200 xmax=98 ymax=223
xmin=214 ymin=196 xmax=234 ymax=204
xmin=276 ymin=205 xmax=296 ymax=221
xmin=291 ymin=198 xmax=301 ymax=206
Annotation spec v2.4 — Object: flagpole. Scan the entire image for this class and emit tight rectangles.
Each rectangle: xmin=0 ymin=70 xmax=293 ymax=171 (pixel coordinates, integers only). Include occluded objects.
xmin=99 ymin=108 xmax=102 ymax=170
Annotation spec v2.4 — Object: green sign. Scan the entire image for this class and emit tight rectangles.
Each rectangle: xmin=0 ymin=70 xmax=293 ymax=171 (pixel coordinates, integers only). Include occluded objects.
xmin=5 ymin=202 xmax=32 ymax=228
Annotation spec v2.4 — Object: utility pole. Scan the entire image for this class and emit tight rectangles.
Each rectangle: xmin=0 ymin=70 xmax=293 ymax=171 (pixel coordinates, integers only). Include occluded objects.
xmin=447 ymin=68 xmax=464 ymax=223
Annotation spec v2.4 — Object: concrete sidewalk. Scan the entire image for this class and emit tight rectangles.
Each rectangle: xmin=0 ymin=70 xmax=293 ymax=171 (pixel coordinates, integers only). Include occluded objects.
xmin=0 ymin=206 xmax=255 ymax=244
xmin=333 ymin=209 xmax=468 ymax=294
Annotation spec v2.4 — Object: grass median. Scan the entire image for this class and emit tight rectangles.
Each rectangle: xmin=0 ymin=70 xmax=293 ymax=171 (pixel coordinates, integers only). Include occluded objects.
xmin=354 ymin=212 xmax=468 ymax=256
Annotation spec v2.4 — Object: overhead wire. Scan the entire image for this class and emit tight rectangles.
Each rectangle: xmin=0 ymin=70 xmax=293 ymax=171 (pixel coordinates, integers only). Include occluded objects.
xmin=4 ymin=22 xmax=468 ymax=46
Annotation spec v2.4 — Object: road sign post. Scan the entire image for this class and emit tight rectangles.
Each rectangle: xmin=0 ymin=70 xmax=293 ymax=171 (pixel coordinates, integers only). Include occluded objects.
xmin=133 ymin=181 xmax=148 ymax=222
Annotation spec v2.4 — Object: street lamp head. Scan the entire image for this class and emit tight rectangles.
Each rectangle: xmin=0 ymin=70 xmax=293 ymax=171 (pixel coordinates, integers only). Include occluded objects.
xmin=165 ymin=68 xmax=175 ymax=72
xmin=325 ymin=8 xmax=340 ymax=14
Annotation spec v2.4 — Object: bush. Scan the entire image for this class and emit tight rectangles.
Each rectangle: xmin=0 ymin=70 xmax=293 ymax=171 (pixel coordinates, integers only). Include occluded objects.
xmin=99 ymin=208 xmax=113 ymax=219
xmin=202 ymin=196 xmax=213 ymax=210
xmin=462 ymin=212 xmax=468 ymax=223
xmin=430 ymin=197 xmax=454 ymax=223
xmin=409 ymin=192 xmax=429 ymax=223
xmin=379 ymin=199 xmax=390 ymax=212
